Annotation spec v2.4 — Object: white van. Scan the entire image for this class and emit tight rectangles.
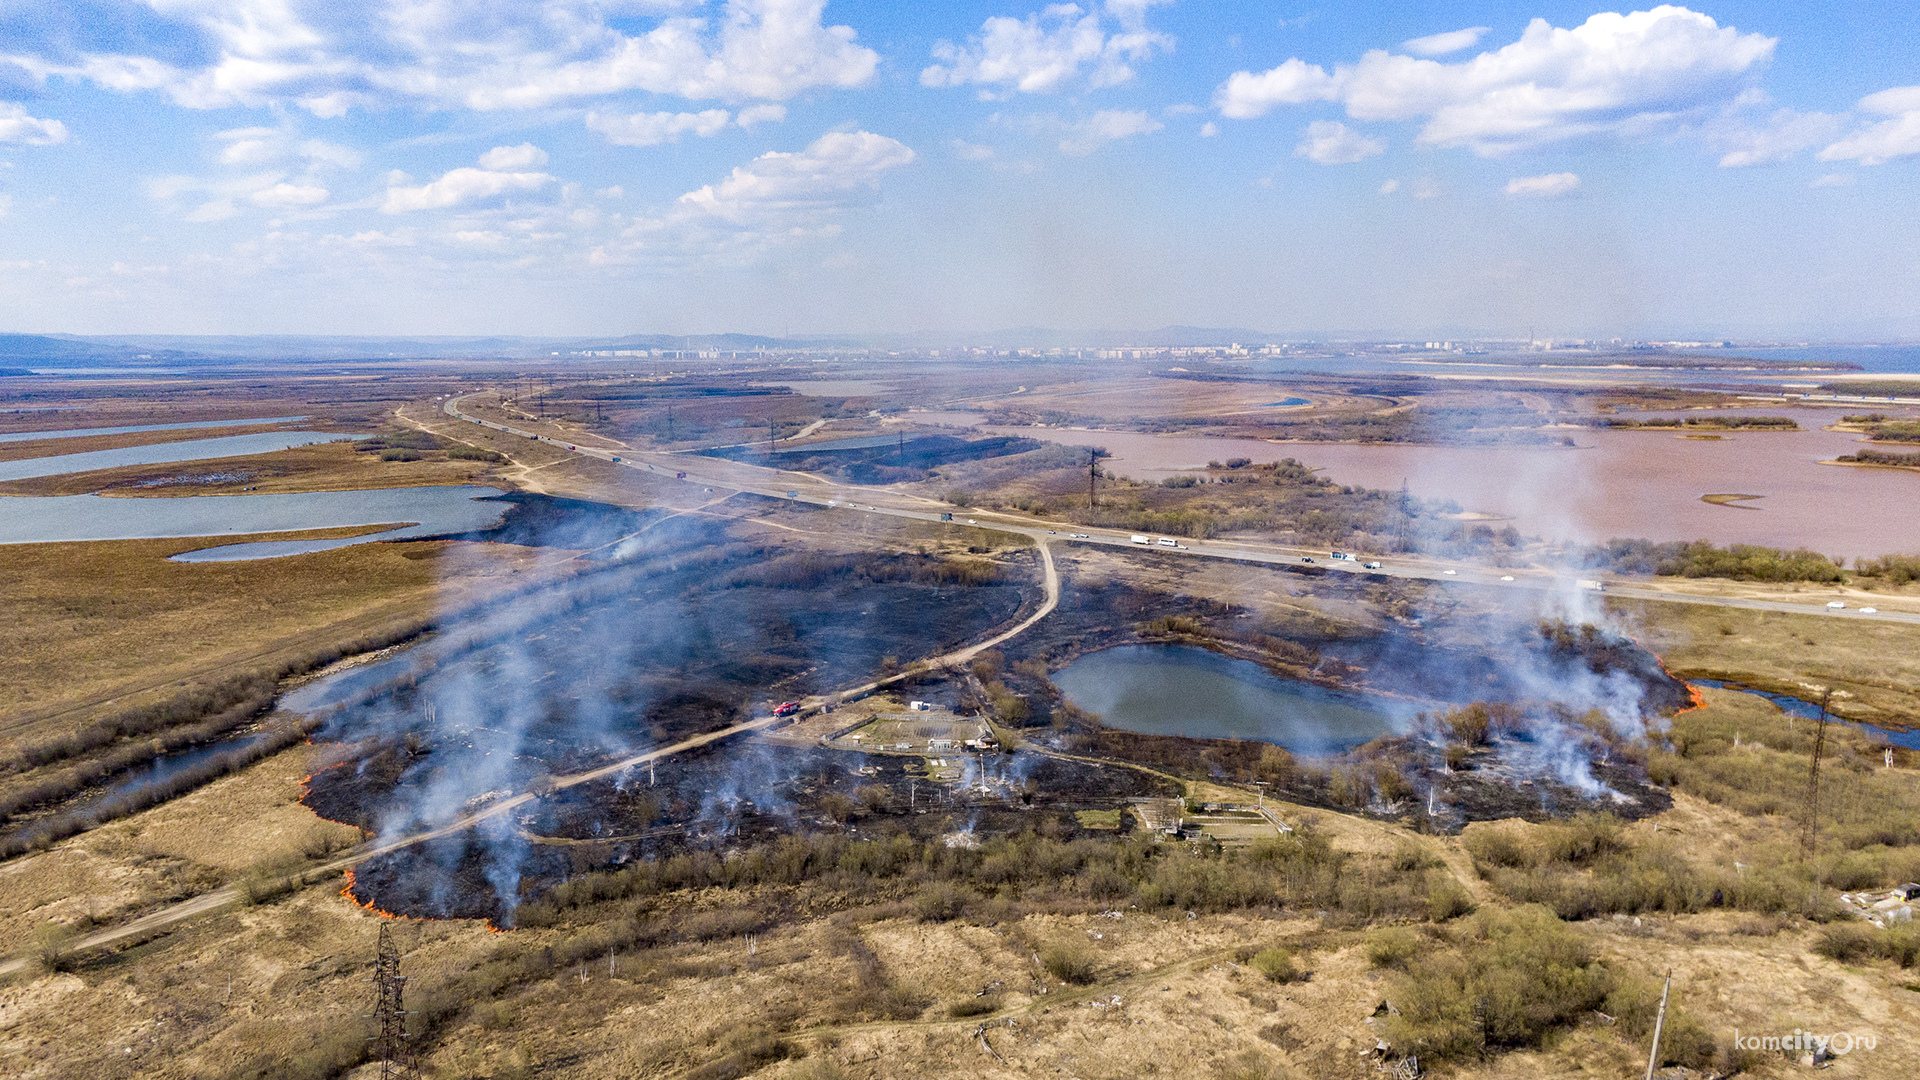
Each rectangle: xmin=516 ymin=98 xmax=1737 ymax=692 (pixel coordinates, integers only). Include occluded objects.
xmin=1157 ymin=538 xmax=1178 ymax=548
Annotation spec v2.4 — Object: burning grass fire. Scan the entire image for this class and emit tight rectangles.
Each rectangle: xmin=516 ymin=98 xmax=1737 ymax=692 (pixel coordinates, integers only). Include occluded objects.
xmin=290 ymin=513 xmax=1698 ymax=926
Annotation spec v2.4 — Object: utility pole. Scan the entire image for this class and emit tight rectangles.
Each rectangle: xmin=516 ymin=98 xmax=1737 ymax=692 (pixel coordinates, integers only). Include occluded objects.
xmin=1802 ymin=688 xmax=1833 ymax=856
xmin=666 ymin=405 xmax=674 ymax=443
xmin=369 ymin=923 xmax=418 ymax=1079
xmin=1395 ymin=478 xmax=1411 ymax=552
xmin=1643 ymin=971 xmax=1672 ymax=1080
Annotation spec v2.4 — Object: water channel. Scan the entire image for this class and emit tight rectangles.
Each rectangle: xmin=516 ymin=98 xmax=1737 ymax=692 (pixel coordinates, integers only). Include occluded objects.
xmin=1690 ymin=679 xmax=1920 ymax=750
xmin=0 ymin=430 xmax=363 ymax=481
xmin=0 ymin=415 xmax=308 ymax=444
xmin=1051 ymin=644 xmax=1405 ymax=754
xmin=0 ymin=484 xmax=510 ymax=560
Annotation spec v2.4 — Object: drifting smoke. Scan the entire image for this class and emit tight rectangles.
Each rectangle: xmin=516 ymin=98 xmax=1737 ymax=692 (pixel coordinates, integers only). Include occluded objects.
xmin=295 ymin=496 xmax=1036 ymax=920
xmin=1386 ymin=416 xmax=1682 ymax=799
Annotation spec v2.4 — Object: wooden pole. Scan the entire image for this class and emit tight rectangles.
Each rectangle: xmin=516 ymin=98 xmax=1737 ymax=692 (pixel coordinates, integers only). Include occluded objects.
xmin=1802 ymin=689 xmax=1832 ymax=856
xmin=1644 ymin=970 xmax=1671 ymax=1080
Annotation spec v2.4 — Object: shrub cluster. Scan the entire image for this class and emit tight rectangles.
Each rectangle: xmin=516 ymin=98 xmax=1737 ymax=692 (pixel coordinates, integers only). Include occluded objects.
xmin=1584 ymin=538 xmax=1845 ymax=582
xmin=354 ymin=430 xmax=443 ymax=453
xmin=1855 ymin=553 xmax=1920 ymax=585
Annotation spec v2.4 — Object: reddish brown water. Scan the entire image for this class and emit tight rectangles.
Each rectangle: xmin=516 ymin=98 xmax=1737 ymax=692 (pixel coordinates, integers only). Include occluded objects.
xmin=976 ymin=410 xmax=1920 ymax=555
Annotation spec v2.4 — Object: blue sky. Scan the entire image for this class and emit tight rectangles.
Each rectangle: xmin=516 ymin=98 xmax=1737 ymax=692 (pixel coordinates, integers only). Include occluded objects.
xmin=0 ymin=1 xmax=1915 ymax=338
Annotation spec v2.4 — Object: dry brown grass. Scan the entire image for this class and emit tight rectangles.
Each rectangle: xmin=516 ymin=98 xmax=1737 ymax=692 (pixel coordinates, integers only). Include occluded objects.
xmin=1621 ymin=597 xmax=1920 ymax=727
xmin=0 ymin=533 xmax=545 ymax=744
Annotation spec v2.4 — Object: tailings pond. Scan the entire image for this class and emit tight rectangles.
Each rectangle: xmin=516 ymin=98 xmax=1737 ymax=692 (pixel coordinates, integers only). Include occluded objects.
xmin=975 ymin=407 xmax=1920 ymax=553
xmin=1052 ymin=644 xmax=1404 ymax=754
xmin=0 ymin=484 xmax=509 ymax=560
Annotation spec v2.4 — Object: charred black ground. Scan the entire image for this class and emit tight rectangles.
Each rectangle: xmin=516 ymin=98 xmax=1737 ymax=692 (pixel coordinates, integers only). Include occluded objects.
xmin=302 ymin=514 xmax=1690 ymax=922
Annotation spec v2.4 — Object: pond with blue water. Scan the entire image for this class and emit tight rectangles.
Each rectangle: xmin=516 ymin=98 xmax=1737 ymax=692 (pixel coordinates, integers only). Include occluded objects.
xmin=1051 ymin=644 xmax=1406 ymax=754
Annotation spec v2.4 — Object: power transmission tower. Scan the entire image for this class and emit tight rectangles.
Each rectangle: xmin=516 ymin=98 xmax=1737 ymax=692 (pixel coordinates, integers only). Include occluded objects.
xmin=1801 ymin=688 xmax=1833 ymax=856
xmin=370 ymin=922 xmax=418 ymax=1079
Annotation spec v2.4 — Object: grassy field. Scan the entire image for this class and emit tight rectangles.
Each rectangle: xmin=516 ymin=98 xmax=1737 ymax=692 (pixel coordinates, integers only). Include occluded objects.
xmin=0 ymin=532 xmax=548 ymax=745
xmin=0 ymin=435 xmax=507 ymax=497
xmin=1623 ymin=597 xmax=1920 ymax=728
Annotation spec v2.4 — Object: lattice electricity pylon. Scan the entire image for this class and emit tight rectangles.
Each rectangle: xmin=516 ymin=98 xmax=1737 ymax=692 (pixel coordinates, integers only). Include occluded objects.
xmin=370 ymin=922 xmax=419 ymax=1079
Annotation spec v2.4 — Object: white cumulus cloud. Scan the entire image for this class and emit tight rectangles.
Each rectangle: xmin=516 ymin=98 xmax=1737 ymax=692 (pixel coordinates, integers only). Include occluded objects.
xmin=1215 ymin=6 xmax=1776 ymax=156
xmin=1505 ymin=171 xmax=1580 ymax=196
xmin=250 ymin=182 xmax=330 ymax=207
xmin=0 ymin=102 xmax=68 ymax=145
xmin=735 ymin=104 xmax=787 ymax=129
xmin=1296 ymin=120 xmax=1386 ymax=164
xmin=1402 ymin=27 xmax=1489 ymax=57
xmin=1378 ymin=178 xmax=1400 ymax=194
xmin=922 ymin=2 xmax=1172 ymax=95
xmin=587 ymin=109 xmax=732 ymax=147
xmin=477 ymin=144 xmax=549 ymax=170
xmin=676 ymin=130 xmax=915 ymax=223
xmin=1820 ymin=85 xmax=1920 ymax=165
xmin=1714 ymin=107 xmax=1845 ymax=167
xmin=1 ymin=0 xmax=878 ymax=115
xmin=382 ymin=148 xmax=555 ymax=213
xmin=1059 ymin=109 xmax=1163 ymax=155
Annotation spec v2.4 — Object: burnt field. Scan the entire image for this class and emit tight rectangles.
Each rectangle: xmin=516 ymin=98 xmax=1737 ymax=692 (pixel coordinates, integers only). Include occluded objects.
xmin=311 ymin=533 xmax=1694 ymax=921
xmin=335 ymin=741 xmax=1178 ymax=923
xmin=703 ymin=432 xmax=1042 ymax=484
xmin=969 ymin=551 xmax=1688 ymax=830
xmin=299 ymin=519 xmax=1044 ymax=916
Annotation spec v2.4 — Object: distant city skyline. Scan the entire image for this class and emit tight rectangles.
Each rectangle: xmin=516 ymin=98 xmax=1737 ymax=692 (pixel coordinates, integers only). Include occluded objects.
xmin=0 ymin=2 xmax=1915 ymax=338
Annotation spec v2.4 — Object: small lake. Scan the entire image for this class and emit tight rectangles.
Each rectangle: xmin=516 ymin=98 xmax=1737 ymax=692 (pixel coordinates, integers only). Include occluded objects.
xmin=0 ymin=485 xmax=509 ymax=560
xmin=0 ymin=430 xmax=362 ymax=481
xmin=1052 ymin=644 xmax=1403 ymax=754
xmin=0 ymin=415 xmax=308 ymax=444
